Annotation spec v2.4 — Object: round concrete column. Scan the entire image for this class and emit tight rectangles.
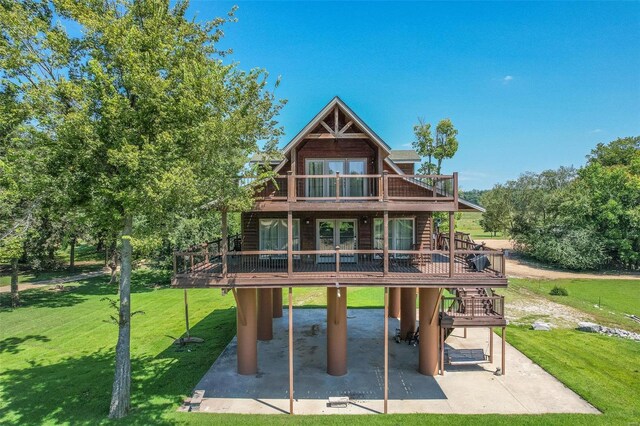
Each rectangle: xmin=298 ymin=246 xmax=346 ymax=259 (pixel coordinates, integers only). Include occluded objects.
xmin=236 ymin=288 xmax=257 ymax=375
xmin=419 ymin=288 xmax=439 ymax=376
xmin=400 ymin=288 xmax=417 ymax=340
xmin=327 ymin=287 xmax=348 ymax=376
xmin=389 ymin=287 xmax=400 ymax=318
xmin=257 ymin=288 xmax=273 ymax=341
xmin=272 ymin=288 xmax=283 ymax=318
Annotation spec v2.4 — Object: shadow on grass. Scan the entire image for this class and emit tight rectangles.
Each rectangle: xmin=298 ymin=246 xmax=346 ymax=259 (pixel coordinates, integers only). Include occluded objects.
xmin=0 ymin=307 xmax=237 ymax=425
xmin=0 ymin=269 xmax=173 ymax=312
xmin=0 ymin=335 xmax=51 ymax=355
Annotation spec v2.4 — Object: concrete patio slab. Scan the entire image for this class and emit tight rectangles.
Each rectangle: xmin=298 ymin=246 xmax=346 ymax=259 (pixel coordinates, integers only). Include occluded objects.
xmin=193 ymin=308 xmax=599 ymax=415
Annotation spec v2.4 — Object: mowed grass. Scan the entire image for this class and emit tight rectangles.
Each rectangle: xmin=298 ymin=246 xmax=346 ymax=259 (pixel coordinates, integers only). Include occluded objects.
xmin=1 ymin=274 xmax=639 ymax=425
xmin=510 ymin=278 xmax=640 ymax=332
xmin=457 ymin=212 xmax=505 ymax=240
xmin=0 ymin=244 xmax=104 ymax=286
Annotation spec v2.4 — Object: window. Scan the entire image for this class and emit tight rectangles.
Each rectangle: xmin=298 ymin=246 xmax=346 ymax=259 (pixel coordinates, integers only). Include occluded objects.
xmin=305 ymin=158 xmax=367 ymax=197
xmin=373 ymin=218 xmax=415 ymax=253
xmin=259 ymin=219 xmax=300 ymax=257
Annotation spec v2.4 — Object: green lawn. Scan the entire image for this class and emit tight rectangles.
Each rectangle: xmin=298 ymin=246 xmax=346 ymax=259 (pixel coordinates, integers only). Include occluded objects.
xmin=0 ymin=263 xmax=104 ymax=287
xmin=0 ymin=244 xmax=104 ymax=287
xmin=510 ymin=278 xmax=640 ymax=332
xmin=457 ymin=212 xmax=505 ymax=240
xmin=1 ymin=274 xmax=639 ymax=424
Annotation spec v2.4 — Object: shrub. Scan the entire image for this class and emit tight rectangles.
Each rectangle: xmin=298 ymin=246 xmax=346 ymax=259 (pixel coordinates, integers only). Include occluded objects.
xmin=549 ymin=286 xmax=569 ymax=296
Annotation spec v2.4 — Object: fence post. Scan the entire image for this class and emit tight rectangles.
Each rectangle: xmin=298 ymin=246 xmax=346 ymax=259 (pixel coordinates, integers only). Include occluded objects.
xmin=335 ymin=172 xmax=341 ymax=201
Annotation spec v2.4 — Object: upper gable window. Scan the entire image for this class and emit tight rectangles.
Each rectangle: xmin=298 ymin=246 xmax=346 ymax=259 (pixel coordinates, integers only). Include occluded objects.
xmin=305 ymin=159 xmax=367 ymax=197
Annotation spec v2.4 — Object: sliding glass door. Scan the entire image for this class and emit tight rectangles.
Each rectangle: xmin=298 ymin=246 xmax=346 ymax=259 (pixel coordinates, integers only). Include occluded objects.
xmin=306 ymin=159 xmax=367 ymax=198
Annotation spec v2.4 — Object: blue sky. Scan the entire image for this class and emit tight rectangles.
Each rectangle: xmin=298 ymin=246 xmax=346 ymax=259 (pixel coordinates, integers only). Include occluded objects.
xmin=196 ymin=1 xmax=639 ymax=189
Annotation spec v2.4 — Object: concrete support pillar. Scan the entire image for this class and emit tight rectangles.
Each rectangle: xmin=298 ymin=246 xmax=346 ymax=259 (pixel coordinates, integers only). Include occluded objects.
xmin=400 ymin=288 xmax=416 ymax=339
xmin=327 ymin=287 xmax=347 ymax=376
xmin=236 ymin=288 xmax=257 ymax=375
xmin=389 ymin=287 xmax=400 ymax=318
xmin=419 ymin=288 xmax=439 ymax=376
xmin=272 ymin=288 xmax=283 ymax=318
xmin=257 ymin=288 xmax=273 ymax=341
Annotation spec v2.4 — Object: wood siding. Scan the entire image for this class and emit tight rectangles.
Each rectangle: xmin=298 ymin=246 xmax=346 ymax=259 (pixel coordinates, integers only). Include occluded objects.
xmin=295 ymin=139 xmax=378 ymax=175
xmin=241 ymin=211 xmax=431 ymax=251
xmin=397 ymin=163 xmax=415 ymax=174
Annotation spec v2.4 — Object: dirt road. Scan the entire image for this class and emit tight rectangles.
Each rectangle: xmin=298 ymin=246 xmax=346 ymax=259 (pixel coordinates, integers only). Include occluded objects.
xmin=0 ymin=268 xmax=109 ymax=294
xmin=476 ymin=239 xmax=640 ymax=280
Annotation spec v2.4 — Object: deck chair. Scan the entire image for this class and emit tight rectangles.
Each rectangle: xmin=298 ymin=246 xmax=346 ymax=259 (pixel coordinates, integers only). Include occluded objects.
xmin=406 ymin=327 xmax=420 ymax=346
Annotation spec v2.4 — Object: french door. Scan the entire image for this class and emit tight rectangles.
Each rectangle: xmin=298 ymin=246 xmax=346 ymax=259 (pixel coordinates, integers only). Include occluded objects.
xmin=317 ymin=219 xmax=357 ymax=263
xmin=306 ymin=159 xmax=367 ymax=198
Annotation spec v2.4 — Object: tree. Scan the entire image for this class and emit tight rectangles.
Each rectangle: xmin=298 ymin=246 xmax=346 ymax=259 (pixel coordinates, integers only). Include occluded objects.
xmin=412 ymin=119 xmax=435 ymax=174
xmin=434 ymin=118 xmax=458 ymax=175
xmin=413 ymin=118 xmax=459 ymax=175
xmin=2 ymin=0 xmax=283 ymax=418
xmin=479 ymin=186 xmax=511 ymax=236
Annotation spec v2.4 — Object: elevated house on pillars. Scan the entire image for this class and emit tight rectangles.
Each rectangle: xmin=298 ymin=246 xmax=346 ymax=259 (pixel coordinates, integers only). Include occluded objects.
xmin=172 ymin=96 xmax=508 ymax=414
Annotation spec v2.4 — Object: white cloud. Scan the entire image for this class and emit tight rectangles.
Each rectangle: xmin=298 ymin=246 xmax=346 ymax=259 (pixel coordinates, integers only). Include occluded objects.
xmin=401 ymin=142 xmax=412 ymax=148
xmin=502 ymin=75 xmax=513 ymax=84
xmin=589 ymin=128 xmax=602 ymax=134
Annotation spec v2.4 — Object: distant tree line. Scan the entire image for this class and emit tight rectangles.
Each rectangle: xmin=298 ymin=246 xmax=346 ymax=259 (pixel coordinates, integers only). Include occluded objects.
xmin=459 ymin=189 xmax=487 ymax=207
xmin=479 ymin=136 xmax=639 ymax=270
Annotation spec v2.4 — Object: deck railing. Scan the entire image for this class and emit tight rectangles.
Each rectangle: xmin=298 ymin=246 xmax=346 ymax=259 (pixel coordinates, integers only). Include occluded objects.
xmin=251 ymin=171 xmax=457 ymax=203
xmin=173 ymin=247 xmax=504 ymax=280
xmin=440 ymin=296 xmax=505 ymax=319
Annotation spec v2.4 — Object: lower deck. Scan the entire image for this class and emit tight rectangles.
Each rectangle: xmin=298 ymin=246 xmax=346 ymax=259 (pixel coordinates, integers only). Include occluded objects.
xmin=189 ymin=309 xmax=598 ymax=415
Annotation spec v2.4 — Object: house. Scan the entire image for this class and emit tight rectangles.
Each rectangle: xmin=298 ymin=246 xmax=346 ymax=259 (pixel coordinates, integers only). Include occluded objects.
xmin=172 ymin=97 xmax=507 ymax=414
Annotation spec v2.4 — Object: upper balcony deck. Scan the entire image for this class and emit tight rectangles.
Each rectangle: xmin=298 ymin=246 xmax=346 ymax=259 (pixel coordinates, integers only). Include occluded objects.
xmin=249 ymin=171 xmax=459 ymax=212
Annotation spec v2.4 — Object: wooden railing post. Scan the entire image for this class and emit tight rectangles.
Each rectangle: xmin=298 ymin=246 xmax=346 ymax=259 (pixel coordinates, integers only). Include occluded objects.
xmin=501 ymin=249 xmax=506 ymax=277
xmin=221 ymin=209 xmax=228 ymax=277
xmin=383 ymin=211 xmax=389 ymax=276
xmin=382 ymin=171 xmax=389 ymax=202
xmin=453 ymin=172 xmax=459 ymax=208
xmin=335 ymin=172 xmax=341 ymax=201
xmin=287 ymin=211 xmax=293 ymax=278
xmin=287 ymin=171 xmax=295 ymax=202
xmin=204 ymin=243 xmax=209 ymax=264
xmin=335 ymin=245 xmax=340 ymax=277
xmin=449 ymin=211 xmax=455 ymax=278
xmin=173 ymin=251 xmax=177 ymax=276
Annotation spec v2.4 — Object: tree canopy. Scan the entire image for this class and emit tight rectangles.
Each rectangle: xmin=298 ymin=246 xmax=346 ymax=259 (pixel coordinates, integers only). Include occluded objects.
xmin=480 ymin=137 xmax=639 ymax=270
xmin=1 ymin=0 xmax=283 ymax=417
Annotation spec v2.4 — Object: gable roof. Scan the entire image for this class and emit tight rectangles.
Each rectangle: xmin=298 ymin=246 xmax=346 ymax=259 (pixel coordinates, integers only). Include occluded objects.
xmin=271 ymin=97 xmax=392 ymax=172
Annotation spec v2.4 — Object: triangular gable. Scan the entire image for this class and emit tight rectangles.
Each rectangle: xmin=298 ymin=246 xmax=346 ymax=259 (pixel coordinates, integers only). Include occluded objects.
xmin=274 ymin=97 xmax=391 ymax=172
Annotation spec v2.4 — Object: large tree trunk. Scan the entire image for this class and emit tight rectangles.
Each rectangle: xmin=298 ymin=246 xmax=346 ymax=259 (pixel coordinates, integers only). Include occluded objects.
xmin=108 ymin=215 xmax=133 ymax=419
xmin=10 ymin=258 xmax=19 ymax=308
xmin=69 ymin=236 xmax=76 ymax=272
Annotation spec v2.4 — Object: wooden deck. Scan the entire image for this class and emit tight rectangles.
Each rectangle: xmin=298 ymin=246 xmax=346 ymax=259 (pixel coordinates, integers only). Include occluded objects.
xmin=172 ymin=252 xmax=507 ymax=288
